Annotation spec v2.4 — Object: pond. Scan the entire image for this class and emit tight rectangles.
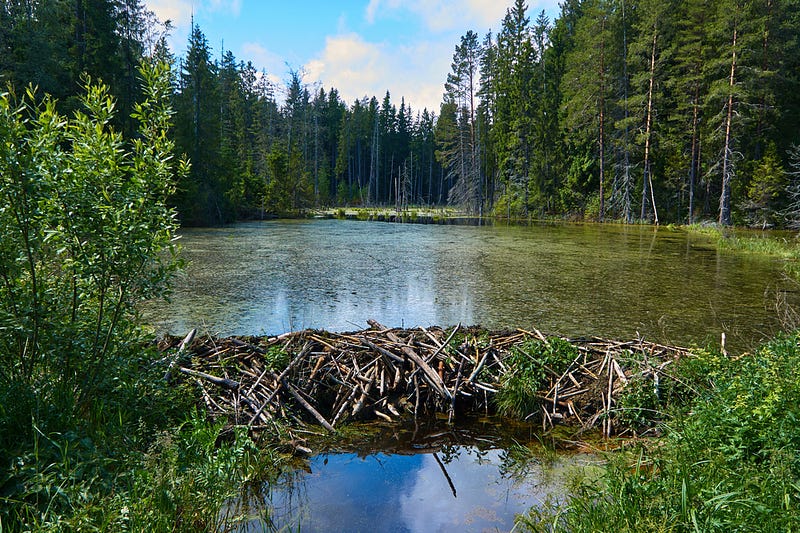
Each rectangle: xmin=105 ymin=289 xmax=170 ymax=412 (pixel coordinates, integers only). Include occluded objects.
xmin=145 ymin=219 xmax=795 ymax=530
xmin=145 ymin=219 xmax=795 ymax=353
xmin=229 ymin=420 xmax=598 ymax=533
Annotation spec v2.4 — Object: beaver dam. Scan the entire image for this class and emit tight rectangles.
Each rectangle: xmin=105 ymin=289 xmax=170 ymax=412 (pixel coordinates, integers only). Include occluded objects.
xmin=160 ymin=320 xmax=696 ymax=443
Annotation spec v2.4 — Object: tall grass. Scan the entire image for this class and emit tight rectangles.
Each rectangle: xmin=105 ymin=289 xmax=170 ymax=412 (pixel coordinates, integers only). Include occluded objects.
xmin=494 ymin=338 xmax=579 ymax=418
xmin=520 ymin=334 xmax=800 ymax=532
xmin=685 ymin=223 xmax=800 ymax=259
xmin=0 ymin=347 xmax=286 ymax=532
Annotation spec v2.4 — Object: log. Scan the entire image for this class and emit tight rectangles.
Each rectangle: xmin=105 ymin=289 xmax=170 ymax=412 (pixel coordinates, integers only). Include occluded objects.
xmin=179 ymin=366 xmax=239 ymax=390
xmin=163 ymin=328 xmax=196 ymax=381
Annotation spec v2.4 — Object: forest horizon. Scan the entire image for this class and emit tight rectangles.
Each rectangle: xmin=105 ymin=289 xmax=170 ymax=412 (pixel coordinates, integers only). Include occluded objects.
xmin=2 ymin=0 xmax=799 ymax=227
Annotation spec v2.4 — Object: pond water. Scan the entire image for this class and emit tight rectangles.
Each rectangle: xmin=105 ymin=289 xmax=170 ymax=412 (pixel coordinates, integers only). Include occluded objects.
xmin=230 ymin=420 xmax=597 ymax=533
xmin=145 ymin=219 xmax=796 ymax=529
xmin=145 ymin=219 xmax=795 ymax=353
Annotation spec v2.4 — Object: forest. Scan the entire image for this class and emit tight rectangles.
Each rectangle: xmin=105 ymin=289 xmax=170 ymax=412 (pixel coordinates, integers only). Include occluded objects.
xmin=3 ymin=1 xmax=800 ymax=530
xmin=2 ymin=0 xmax=800 ymax=226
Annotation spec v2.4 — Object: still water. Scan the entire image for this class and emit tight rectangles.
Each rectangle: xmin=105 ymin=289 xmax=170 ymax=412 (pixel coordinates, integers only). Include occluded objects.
xmin=146 ymin=219 xmax=794 ymax=353
xmin=148 ymin=220 xmax=794 ymax=530
xmin=231 ymin=421 xmax=596 ymax=533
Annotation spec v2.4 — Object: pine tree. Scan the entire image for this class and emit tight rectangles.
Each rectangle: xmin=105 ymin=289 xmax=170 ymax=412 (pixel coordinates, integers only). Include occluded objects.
xmin=561 ymin=0 xmax=615 ymax=220
xmin=444 ymin=30 xmax=482 ymax=213
xmin=173 ymin=22 xmax=225 ymax=225
xmin=627 ymin=0 xmax=675 ymax=224
xmin=493 ymin=0 xmax=537 ymax=216
xmin=668 ymin=0 xmax=712 ymax=222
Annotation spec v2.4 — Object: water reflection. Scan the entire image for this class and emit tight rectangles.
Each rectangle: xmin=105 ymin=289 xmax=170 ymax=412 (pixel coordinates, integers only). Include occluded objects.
xmin=238 ymin=446 xmax=590 ymax=533
xmin=143 ymin=220 xmax=796 ymax=352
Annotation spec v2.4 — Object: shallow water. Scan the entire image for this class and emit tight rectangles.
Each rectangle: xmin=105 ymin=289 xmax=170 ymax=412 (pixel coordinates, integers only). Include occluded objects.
xmin=145 ymin=219 xmax=795 ymax=352
xmin=231 ymin=420 xmax=597 ymax=533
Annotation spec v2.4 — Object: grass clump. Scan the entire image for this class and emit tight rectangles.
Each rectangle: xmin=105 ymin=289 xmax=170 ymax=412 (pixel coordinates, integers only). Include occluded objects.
xmin=686 ymin=223 xmax=800 ymax=260
xmin=521 ymin=334 xmax=800 ymax=532
xmin=495 ymin=338 xmax=578 ymax=418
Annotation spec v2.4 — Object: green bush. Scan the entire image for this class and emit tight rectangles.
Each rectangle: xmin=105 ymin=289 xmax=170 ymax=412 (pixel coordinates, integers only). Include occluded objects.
xmin=0 ymin=60 xmax=198 ymax=530
xmin=0 ymin=61 xmax=185 ymax=402
xmin=495 ymin=338 xmax=579 ymax=418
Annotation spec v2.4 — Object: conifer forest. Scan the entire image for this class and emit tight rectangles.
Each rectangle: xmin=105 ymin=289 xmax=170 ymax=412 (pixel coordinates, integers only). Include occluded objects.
xmin=3 ymin=0 xmax=800 ymax=227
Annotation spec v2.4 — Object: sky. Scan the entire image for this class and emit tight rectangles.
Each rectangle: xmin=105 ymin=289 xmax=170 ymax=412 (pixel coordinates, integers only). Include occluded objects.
xmin=142 ymin=0 xmax=560 ymax=113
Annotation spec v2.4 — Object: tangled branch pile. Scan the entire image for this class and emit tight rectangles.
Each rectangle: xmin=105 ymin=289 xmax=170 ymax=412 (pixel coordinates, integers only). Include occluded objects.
xmin=159 ymin=320 xmax=696 ymax=437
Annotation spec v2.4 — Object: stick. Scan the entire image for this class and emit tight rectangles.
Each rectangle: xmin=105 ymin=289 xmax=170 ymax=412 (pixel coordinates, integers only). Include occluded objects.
xmin=284 ymin=380 xmax=334 ymax=432
xmin=387 ymin=335 xmax=451 ymax=400
xmin=421 ymin=324 xmax=461 ymax=363
xmin=448 ymin=358 xmax=464 ymax=424
xmin=163 ymin=328 xmax=196 ymax=381
xmin=466 ymin=349 xmax=490 ymax=385
xmin=247 ymin=342 xmax=312 ymax=426
xmin=179 ymin=367 xmax=239 ymax=390
xmin=433 ymin=453 xmax=457 ymax=498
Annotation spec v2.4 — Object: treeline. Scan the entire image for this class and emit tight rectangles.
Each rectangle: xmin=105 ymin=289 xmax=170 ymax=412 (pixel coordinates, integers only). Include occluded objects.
xmin=0 ymin=0 xmax=165 ymax=137
xmin=442 ymin=0 xmax=800 ymax=226
xmin=4 ymin=0 xmax=800 ymax=226
xmin=169 ymin=24 xmax=443 ymax=225
xmin=168 ymin=0 xmax=800 ymax=226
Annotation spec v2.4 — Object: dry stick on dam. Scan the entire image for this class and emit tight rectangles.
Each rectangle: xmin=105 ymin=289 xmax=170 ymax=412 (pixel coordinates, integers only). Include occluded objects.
xmin=159 ymin=320 xmax=696 ymax=441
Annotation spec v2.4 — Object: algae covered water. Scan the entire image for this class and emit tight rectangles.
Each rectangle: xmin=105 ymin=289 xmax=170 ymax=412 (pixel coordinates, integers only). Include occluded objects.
xmin=145 ymin=219 xmax=795 ymax=353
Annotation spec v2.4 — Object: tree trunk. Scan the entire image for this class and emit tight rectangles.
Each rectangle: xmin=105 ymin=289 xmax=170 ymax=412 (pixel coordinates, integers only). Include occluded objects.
xmin=598 ymin=16 xmax=606 ymax=222
xmin=719 ymin=22 xmax=738 ymax=226
xmin=643 ymin=27 xmax=659 ymax=225
xmin=688 ymin=84 xmax=700 ymax=224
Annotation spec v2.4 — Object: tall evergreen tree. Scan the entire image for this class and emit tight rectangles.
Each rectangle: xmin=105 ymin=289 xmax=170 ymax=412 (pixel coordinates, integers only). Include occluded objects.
xmin=493 ymin=0 xmax=537 ymax=216
xmin=444 ymin=30 xmax=482 ymax=213
xmin=561 ymin=0 xmax=615 ymax=220
xmin=173 ymin=22 xmax=226 ymax=225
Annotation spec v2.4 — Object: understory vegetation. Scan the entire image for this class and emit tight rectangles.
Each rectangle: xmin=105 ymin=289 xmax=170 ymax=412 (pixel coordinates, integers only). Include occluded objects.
xmin=0 ymin=63 xmax=285 ymax=532
xmin=495 ymin=338 xmax=579 ymax=418
xmin=521 ymin=334 xmax=800 ymax=532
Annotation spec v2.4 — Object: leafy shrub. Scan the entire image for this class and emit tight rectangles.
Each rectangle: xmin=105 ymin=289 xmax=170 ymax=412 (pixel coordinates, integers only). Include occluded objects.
xmin=495 ymin=338 xmax=579 ymax=418
xmin=0 ymin=60 xmax=185 ymax=402
xmin=0 ymin=60 xmax=193 ymax=530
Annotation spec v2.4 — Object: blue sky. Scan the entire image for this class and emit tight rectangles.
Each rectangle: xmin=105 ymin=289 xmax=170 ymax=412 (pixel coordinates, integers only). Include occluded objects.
xmin=143 ymin=1 xmax=560 ymax=112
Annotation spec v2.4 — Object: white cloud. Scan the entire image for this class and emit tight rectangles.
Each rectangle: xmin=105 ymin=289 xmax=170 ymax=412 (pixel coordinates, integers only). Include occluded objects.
xmin=364 ymin=0 xmax=560 ymax=32
xmin=146 ymin=0 xmax=193 ymax=27
xmin=206 ymin=0 xmax=241 ymax=16
xmin=303 ymin=33 xmax=450 ymax=113
xmin=145 ymin=0 xmax=241 ymax=27
xmin=241 ymin=42 xmax=284 ymax=76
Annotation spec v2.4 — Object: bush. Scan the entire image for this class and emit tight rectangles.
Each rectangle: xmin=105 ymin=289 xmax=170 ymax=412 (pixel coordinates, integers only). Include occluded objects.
xmin=495 ymin=338 xmax=579 ymax=418
xmin=0 ymin=61 xmax=185 ymax=403
xmin=0 ymin=60 xmax=194 ymax=530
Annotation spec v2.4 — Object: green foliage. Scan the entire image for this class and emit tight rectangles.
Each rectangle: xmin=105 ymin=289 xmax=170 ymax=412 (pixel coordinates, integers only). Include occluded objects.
xmin=119 ymin=412 xmax=282 ymax=532
xmin=0 ymin=60 xmax=184 ymax=399
xmin=525 ymin=334 xmax=800 ymax=532
xmin=264 ymin=346 xmax=289 ymax=372
xmin=0 ymin=61 xmax=263 ymax=531
xmin=743 ymin=144 xmax=787 ymax=228
xmin=495 ymin=338 xmax=579 ymax=418
xmin=492 ymin=188 xmax=528 ymax=219
xmin=616 ymin=348 xmax=725 ymax=430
